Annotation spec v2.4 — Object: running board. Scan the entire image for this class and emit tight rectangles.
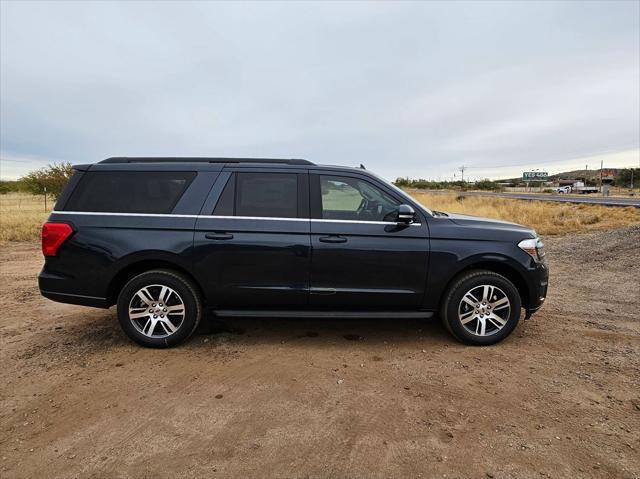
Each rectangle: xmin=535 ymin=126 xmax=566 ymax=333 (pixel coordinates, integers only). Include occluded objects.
xmin=212 ymin=310 xmax=434 ymax=319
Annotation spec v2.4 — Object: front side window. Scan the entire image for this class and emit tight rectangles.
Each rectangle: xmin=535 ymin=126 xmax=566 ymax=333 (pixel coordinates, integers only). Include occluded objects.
xmin=320 ymin=175 xmax=400 ymax=222
xmin=64 ymin=171 xmax=195 ymax=214
xmin=213 ymin=172 xmax=298 ymax=218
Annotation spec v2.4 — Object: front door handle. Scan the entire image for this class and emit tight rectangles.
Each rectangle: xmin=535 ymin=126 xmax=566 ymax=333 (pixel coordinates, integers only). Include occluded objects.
xmin=205 ymin=232 xmax=234 ymax=240
xmin=319 ymin=235 xmax=347 ymax=244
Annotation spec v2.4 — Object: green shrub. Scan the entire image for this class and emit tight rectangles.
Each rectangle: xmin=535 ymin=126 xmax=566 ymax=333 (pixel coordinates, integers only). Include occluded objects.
xmin=19 ymin=163 xmax=74 ymax=199
xmin=393 ymin=177 xmax=501 ymax=191
xmin=0 ymin=180 xmax=23 ymax=194
xmin=474 ymin=179 xmax=502 ymax=191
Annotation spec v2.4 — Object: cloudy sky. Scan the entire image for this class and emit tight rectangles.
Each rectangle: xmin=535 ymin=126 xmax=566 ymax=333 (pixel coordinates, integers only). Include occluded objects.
xmin=1 ymin=0 xmax=638 ymax=181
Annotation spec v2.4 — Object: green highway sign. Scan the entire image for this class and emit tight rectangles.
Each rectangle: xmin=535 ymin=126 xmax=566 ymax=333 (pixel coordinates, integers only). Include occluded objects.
xmin=523 ymin=171 xmax=548 ymax=181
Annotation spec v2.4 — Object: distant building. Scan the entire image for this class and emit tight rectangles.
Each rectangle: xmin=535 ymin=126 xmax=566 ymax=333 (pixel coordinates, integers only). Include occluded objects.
xmin=558 ymin=179 xmax=579 ymax=186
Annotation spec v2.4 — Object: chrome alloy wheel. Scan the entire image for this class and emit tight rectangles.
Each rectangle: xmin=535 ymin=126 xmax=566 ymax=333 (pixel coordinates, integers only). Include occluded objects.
xmin=458 ymin=284 xmax=511 ymax=337
xmin=128 ymin=284 xmax=186 ymax=338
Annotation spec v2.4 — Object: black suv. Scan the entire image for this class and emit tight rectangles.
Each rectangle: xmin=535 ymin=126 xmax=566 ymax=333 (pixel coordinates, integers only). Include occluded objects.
xmin=39 ymin=157 xmax=548 ymax=347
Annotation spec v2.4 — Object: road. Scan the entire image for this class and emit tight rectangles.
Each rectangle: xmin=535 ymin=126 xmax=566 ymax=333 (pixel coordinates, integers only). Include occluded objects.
xmin=458 ymin=191 xmax=640 ymax=207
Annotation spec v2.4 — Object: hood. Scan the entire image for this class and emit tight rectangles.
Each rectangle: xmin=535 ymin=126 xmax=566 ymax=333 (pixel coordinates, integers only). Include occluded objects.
xmin=430 ymin=211 xmax=537 ymax=241
xmin=445 ymin=212 xmax=526 ymax=229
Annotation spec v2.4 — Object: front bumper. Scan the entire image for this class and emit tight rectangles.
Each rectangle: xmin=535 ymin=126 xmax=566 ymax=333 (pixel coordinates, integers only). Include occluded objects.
xmin=524 ymin=261 xmax=548 ymax=319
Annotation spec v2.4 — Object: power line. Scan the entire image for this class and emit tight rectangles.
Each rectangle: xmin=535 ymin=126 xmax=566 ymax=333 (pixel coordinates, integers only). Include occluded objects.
xmin=0 ymin=158 xmax=33 ymax=163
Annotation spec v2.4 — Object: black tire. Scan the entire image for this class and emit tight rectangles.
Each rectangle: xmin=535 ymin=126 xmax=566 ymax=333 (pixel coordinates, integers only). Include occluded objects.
xmin=116 ymin=269 xmax=203 ymax=348
xmin=440 ymin=270 xmax=522 ymax=346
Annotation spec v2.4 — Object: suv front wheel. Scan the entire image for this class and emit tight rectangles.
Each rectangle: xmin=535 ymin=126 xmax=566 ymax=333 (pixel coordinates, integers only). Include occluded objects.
xmin=116 ymin=269 xmax=203 ymax=348
xmin=441 ymin=270 xmax=522 ymax=346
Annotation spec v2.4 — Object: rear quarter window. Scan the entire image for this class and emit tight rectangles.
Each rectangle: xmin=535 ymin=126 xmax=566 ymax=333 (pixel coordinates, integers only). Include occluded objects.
xmin=64 ymin=171 xmax=196 ymax=214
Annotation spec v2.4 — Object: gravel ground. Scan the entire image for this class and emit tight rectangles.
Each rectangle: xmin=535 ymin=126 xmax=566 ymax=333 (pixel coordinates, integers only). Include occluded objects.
xmin=1 ymin=227 xmax=639 ymax=479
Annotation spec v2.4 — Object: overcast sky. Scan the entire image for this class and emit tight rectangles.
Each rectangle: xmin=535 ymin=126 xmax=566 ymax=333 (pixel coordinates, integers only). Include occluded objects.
xmin=1 ymin=0 xmax=639 ymax=181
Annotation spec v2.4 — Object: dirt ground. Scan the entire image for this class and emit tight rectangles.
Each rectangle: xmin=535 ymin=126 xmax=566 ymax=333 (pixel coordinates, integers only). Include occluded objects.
xmin=1 ymin=227 xmax=639 ymax=479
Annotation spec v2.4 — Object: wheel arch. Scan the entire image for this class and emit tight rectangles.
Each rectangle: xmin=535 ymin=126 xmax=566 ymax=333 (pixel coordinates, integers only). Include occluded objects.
xmin=107 ymin=258 xmax=205 ymax=307
xmin=442 ymin=260 xmax=530 ymax=311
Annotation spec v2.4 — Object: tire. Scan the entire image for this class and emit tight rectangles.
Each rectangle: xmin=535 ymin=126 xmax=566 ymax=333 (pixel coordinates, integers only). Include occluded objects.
xmin=116 ymin=269 xmax=203 ymax=348
xmin=440 ymin=270 xmax=522 ymax=346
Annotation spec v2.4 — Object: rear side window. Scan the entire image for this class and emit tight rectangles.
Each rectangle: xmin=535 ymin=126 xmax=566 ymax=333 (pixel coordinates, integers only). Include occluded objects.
xmin=213 ymin=172 xmax=298 ymax=218
xmin=64 ymin=171 xmax=196 ymax=214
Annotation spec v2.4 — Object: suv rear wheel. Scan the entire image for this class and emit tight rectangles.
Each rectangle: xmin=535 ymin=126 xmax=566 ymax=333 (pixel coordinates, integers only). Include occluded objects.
xmin=116 ymin=269 xmax=202 ymax=348
xmin=440 ymin=270 xmax=522 ymax=346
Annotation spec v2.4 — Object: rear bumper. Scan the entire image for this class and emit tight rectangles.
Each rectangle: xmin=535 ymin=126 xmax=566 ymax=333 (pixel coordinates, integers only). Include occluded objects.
xmin=38 ymin=270 xmax=109 ymax=308
xmin=40 ymin=289 xmax=109 ymax=308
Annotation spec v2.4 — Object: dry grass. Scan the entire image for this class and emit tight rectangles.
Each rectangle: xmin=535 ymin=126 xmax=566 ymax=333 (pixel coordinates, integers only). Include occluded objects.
xmin=1 ymin=193 xmax=52 ymax=243
xmin=1 ymin=191 xmax=639 ymax=243
xmin=410 ymin=191 xmax=640 ymax=235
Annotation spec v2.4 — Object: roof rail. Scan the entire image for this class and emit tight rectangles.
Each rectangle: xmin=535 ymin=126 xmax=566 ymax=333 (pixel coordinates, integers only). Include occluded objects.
xmin=99 ymin=157 xmax=314 ymax=166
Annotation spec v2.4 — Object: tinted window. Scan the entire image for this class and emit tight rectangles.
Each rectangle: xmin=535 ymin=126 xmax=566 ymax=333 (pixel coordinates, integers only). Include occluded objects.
xmin=228 ymin=172 xmax=298 ymax=218
xmin=65 ymin=171 xmax=195 ymax=214
xmin=320 ymin=175 xmax=400 ymax=222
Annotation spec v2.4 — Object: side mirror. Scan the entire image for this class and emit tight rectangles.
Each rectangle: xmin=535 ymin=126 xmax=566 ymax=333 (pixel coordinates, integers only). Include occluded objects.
xmin=396 ymin=204 xmax=416 ymax=224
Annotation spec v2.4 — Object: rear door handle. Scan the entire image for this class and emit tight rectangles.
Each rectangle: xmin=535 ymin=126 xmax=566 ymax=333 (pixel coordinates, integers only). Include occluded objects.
xmin=319 ymin=235 xmax=347 ymax=244
xmin=205 ymin=232 xmax=234 ymax=240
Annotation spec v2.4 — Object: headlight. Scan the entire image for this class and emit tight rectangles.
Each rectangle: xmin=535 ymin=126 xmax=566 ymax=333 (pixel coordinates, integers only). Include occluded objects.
xmin=518 ymin=238 xmax=545 ymax=262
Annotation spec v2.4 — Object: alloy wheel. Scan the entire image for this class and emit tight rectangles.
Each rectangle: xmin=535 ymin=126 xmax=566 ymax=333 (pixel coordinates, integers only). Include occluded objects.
xmin=128 ymin=284 xmax=186 ymax=338
xmin=458 ymin=284 xmax=511 ymax=337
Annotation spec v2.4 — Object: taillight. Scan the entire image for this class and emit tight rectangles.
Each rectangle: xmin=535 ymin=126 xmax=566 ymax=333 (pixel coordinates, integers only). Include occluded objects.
xmin=42 ymin=222 xmax=73 ymax=257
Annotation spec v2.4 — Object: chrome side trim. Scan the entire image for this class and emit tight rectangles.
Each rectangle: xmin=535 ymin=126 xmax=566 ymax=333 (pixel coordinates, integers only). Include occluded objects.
xmin=52 ymin=211 xmax=307 ymax=221
xmin=202 ymin=215 xmax=307 ymax=222
xmin=312 ymin=219 xmax=421 ymax=226
xmin=52 ymin=211 xmax=199 ymax=218
xmin=51 ymin=211 xmax=422 ymax=225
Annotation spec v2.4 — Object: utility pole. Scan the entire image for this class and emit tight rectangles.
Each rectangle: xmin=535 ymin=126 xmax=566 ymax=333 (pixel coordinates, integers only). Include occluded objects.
xmin=458 ymin=166 xmax=466 ymax=183
xmin=631 ymin=169 xmax=634 ymax=190
xmin=600 ymin=159 xmax=603 ymax=196
xmin=585 ymin=164 xmax=588 ymax=186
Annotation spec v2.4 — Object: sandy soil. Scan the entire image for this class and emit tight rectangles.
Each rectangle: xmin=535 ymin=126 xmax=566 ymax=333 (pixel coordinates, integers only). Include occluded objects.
xmin=1 ymin=227 xmax=639 ymax=479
